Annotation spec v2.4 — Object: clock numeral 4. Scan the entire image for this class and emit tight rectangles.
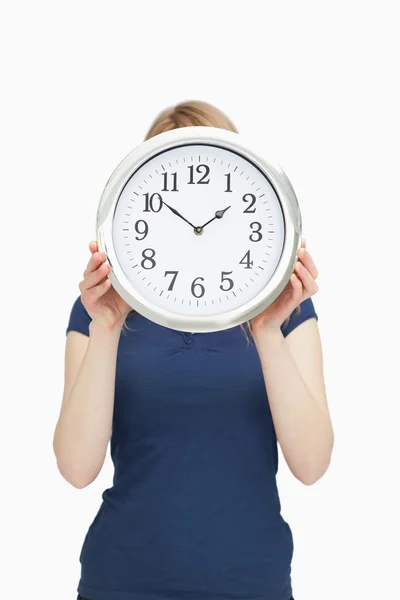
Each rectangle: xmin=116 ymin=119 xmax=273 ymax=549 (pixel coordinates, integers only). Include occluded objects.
xmin=220 ymin=271 xmax=234 ymax=291
xmin=243 ymin=193 xmax=256 ymax=213
xmin=164 ymin=270 xmax=178 ymax=291
xmin=143 ymin=193 xmax=163 ymax=212
xmin=134 ymin=220 xmax=148 ymax=241
xmin=239 ymin=250 xmax=253 ymax=269
xmin=188 ymin=164 xmax=210 ymax=185
xmin=141 ymin=248 xmax=156 ymax=269
xmin=249 ymin=222 xmax=263 ymax=242
xmin=161 ymin=172 xmax=178 ymax=192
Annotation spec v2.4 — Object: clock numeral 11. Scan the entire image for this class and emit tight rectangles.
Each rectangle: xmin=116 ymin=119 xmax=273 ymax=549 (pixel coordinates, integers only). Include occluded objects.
xmin=161 ymin=172 xmax=178 ymax=192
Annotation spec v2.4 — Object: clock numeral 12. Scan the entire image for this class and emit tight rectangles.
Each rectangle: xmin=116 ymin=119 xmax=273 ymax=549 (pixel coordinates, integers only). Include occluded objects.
xmin=188 ymin=164 xmax=210 ymax=184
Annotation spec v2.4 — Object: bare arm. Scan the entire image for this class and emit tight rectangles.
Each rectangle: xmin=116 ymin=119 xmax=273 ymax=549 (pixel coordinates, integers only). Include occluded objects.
xmin=254 ymin=318 xmax=333 ymax=485
xmin=53 ymin=240 xmax=131 ymax=488
xmin=53 ymin=322 xmax=122 ymax=488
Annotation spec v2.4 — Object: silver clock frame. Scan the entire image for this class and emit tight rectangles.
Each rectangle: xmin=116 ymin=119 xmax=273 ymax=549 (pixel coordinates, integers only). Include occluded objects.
xmin=96 ymin=126 xmax=302 ymax=333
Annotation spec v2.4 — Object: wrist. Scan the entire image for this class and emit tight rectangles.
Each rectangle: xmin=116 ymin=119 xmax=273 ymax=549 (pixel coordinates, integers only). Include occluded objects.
xmin=89 ymin=317 xmax=124 ymax=338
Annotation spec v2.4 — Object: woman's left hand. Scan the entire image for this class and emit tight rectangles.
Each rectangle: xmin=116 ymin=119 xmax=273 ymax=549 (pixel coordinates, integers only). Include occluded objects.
xmin=250 ymin=238 xmax=319 ymax=337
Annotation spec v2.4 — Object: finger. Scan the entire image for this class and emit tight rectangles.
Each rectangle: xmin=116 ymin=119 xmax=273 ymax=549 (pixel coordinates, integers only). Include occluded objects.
xmin=80 ymin=260 xmax=111 ymax=293
xmin=84 ymin=250 xmax=107 ymax=278
xmin=89 ymin=240 xmax=98 ymax=254
xmin=289 ymin=272 xmax=304 ymax=302
xmin=83 ymin=278 xmax=112 ymax=305
xmin=297 ymin=247 xmax=318 ymax=279
xmin=294 ymin=260 xmax=318 ymax=295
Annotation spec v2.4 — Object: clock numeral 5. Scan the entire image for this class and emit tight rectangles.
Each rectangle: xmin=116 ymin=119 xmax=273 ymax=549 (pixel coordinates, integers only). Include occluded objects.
xmin=134 ymin=220 xmax=148 ymax=241
xmin=243 ymin=193 xmax=256 ymax=213
xmin=188 ymin=164 xmax=210 ymax=185
xmin=141 ymin=248 xmax=156 ymax=269
xmin=239 ymin=250 xmax=253 ymax=269
xmin=220 ymin=271 xmax=234 ymax=291
xmin=143 ymin=193 xmax=163 ymax=212
xmin=162 ymin=172 xmax=178 ymax=192
xmin=249 ymin=222 xmax=263 ymax=242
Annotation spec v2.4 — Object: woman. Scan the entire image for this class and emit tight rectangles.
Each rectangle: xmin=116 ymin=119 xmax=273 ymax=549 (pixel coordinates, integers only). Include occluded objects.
xmin=54 ymin=100 xmax=334 ymax=600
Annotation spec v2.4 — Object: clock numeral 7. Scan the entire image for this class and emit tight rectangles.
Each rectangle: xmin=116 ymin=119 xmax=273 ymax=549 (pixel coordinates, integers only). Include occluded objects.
xmin=188 ymin=164 xmax=210 ymax=185
xmin=164 ymin=270 xmax=178 ymax=291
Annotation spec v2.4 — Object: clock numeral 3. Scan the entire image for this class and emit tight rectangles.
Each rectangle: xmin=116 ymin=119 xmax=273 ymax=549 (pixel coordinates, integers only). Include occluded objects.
xmin=191 ymin=276 xmax=205 ymax=298
xmin=249 ymin=222 xmax=263 ymax=242
xmin=143 ymin=193 xmax=163 ymax=212
xmin=164 ymin=270 xmax=178 ymax=291
xmin=239 ymin=250 xmax=253 ymax=269
xmin=161 ymin=172 xmax=178 ymax=192
xmin=141 ymin=248 xmax=156 ymax=269
xmin=134 ymin=220 xmax=148 ymax=240
xmin=220 ymin=271 xmax=234 ymax=291
xmin=188 ymin=164 xmax=210 ymax=185
xmin=243 ymin=193 xmax=256 ymax=213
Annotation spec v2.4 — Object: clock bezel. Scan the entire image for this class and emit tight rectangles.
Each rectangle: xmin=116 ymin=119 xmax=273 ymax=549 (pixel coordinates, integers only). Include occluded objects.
xmin=96 ymin=126 xmax=302 ymax=333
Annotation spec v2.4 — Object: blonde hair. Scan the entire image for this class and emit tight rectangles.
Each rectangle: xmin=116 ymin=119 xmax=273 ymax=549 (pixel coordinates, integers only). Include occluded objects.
xmin=121 ymin=100 xmax=297 ymax=339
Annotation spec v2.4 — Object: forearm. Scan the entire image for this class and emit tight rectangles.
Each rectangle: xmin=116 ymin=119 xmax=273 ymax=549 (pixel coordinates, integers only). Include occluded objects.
xmin=254 ymin=327 xmax=333 ymax=484
xmin=54 ymin=321 xmax=122 ymax=487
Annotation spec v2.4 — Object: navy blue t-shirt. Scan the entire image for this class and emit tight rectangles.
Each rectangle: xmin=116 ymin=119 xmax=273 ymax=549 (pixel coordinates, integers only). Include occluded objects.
xmin=66 ymin=297 xmax=318 ymax=600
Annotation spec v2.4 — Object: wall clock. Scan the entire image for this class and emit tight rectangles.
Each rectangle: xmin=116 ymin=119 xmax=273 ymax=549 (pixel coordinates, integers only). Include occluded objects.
xmin=96 ymin=126 xmax=302 ymax=333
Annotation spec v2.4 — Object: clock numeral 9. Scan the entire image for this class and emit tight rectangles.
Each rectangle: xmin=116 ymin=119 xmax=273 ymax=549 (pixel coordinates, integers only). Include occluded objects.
xmin=249 ymin=222 xmax=263 ymax=242
xmin=162 ymin=172 xmax=178 ymax=192
xmin=239 ymin=250 xmax=253 ymax=269
xmin=188 ymin=164 xmax=210 ymax=185
xmin=141 ymin=248 xmax=156 ymax=269
xmin=191 ymin=276 xmax=205 ymax=298
xmin=134 ymin=220 xmax=148 ymax=240
xmin=243 ymin=193 xmax=256 ymax=213
xmin=143 ymin=193 xmax=163 ymax=212
xmin=220 ymin=271 xmax=234 ymax=291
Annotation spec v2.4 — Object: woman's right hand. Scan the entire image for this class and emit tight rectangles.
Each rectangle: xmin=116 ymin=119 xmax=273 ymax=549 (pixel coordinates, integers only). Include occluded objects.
xmin=79 ymin=240 xmax=132 ymax=329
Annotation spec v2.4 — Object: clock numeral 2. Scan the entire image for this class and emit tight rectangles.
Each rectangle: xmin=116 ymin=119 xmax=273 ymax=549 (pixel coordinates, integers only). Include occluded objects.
xmin=243 ymin=193 xmax=256 ymax=213
xmin=141 ymin=248 xmax=156 ymax=269
xmin=143 ymin=193 xmax=163 ymax=212
xmin=188 ymin=164 xmax=210 ymax=185
xmin=162 ymin=172 xmax=178 ymax=192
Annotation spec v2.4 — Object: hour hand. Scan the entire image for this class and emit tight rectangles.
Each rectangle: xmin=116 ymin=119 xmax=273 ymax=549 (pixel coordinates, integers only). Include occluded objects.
xmin=162 ymin=200 xmax=196 ymax=229
xmin=200 ymin=205 xmax=231 ymax=229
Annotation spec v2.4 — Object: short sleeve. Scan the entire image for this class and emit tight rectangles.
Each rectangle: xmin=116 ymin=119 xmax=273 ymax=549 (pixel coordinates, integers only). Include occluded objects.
xmin=65 ymin=296 xmax=92 ymax=337
xmin=280 ymin=297 xmax=318 ymax=338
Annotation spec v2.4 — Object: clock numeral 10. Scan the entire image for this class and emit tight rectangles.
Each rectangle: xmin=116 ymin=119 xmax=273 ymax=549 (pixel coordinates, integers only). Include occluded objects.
xmin=143 ymin=193 xmax=163 ymax=212
xmin=161 ymin=172 xmax=178 ymax=192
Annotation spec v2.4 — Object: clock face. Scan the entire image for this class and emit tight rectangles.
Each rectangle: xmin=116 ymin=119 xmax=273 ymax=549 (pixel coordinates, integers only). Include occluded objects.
xmin=111 ymin=143 xmax=285 ymax=318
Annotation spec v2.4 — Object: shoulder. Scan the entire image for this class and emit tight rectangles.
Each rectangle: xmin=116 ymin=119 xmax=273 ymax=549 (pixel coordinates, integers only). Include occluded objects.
xmin=280 ymin=297 xmax=318 ymax=338
xmin=65 ymin=295 xmax=92 ymax=337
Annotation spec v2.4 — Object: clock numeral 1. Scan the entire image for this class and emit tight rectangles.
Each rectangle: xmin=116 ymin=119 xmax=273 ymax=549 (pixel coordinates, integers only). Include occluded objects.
xmin=243 ymin=193 xmax=256 ymax=213
xmin=164 ymin=270 xmax=178 ymax=291
xmin=224 ymin=173 xmax=232 ymax=192
xmin=188 ymin=164 xmax=210 ymax=184
xmin=143 ymin=193 xmax=163 ymax=212
xmin=191 ymin=276 xmax=205 ymax=298
xmin=141 ymin=248 xmax=156 ymax=269
xmin=162 ymin=172 xmax=178 ymax=192
xmin=239 ymin=250 xmax=253 ymax=269
xmin=134 ymin=220 xmax=148 ymax=240
xmin=249 ymin=222 xmax=263 ymax=242
xmin=220 ymin=271 xmax=234 ymax=291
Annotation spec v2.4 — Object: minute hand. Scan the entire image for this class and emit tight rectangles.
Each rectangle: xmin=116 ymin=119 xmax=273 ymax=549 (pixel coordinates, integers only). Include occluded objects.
xmin=162 ymin=200 xmax=197 ymax=229
xmin=200 ymin=206 xmax=231 ymax=229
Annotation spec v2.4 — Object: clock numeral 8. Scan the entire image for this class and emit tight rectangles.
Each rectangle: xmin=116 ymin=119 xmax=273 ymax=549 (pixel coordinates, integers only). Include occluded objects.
xmin=141 ymin=248 xmax=156 ymax=269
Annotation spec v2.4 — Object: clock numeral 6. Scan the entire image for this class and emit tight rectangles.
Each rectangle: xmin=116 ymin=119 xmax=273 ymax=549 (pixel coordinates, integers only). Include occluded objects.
xmin=164 ymin=270 xmax=178 ymax=291
xmin=188 ymin=164 xmax=210 ymax=185
xmin=243 ymin=193 xmax=256 ymax=213
xmin=143 ymin=193 xmax=163 ymax=212
xmin=249 ymin=222 xmax=263 ymax=242
xmin=239 ymin=250 xmax=253 ymax=269
xmin=141 ymin=248 xmax=156 ymax=269
xmin=220 ymin=271 xmax=234 ymax=291
xmin=134 ymin=220 xmax=148 ymax=241
xmin=191 ymin=276 xmax=205 ymax=298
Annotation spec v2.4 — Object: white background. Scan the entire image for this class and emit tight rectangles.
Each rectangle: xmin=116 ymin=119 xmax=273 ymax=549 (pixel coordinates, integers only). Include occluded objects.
xmin=1 ymin=1 xmax=399 ymax=599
